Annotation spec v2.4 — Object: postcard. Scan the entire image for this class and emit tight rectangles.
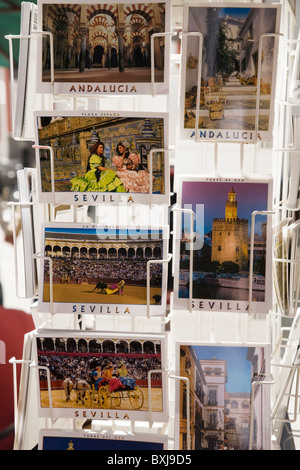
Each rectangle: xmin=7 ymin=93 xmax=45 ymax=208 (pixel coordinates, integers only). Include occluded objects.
xmin=175 ymin=341 xmax=271 ymax=450
xmin=38 ymin=429 xmax=168 ymax=450
xmin=34 ymin=110 xmax=169 ymax=206
xmin=288 ymin=220 xmax=300 ymax=316
xmin=14 ymin=2 xmax=37 ymax=139
xmin=173 ymin=176 xmax=273 ymax=314
xmin=180 ymin=2 xmax=281 ymax=143
xmin=36 ymin=0 xmax=171 ymax=96
xmin=37 ymin=223 xmax=169 ymax=316
xmin=17 ymin=168 xmax=38 ymax=299
xmin=33 ymin=329 xmax=168 ymax=421
xmin=288 ymin=30 xmax=300 ymax=104
xmin=273 ymin=218 xmax=300 ymax=317
xmin=272 ymin=218 xmax=292 ymax=316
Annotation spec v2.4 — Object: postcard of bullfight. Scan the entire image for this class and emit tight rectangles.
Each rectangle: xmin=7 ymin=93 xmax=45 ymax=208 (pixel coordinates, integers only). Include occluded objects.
xmin=180 ymin=3 xmax=281 ymax=143
xmin=37 ymin=223 xmax=169 ymax=316
xmin=36 ymin=0 xmax=171 ymax=95
xmin=34 ymin=329 xmax=168 ymax=421
xmin=34 ymin=110 xmax=169 ymax=206
xmin=172 ymin=176 xmax=273 ymax=314
xmin=175 ymin=341 xmax=271 ymax=450
xmin=38 ymin=429 xmax=168 ymax=450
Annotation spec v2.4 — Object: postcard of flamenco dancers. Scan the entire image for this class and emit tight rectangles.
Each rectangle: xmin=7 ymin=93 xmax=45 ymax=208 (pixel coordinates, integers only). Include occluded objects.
xmin=33 ymin=329 xmax=168 ymax=421
xmin=33 ymin=110 xmax=170 ymax=205
xmin=37 ymin=222 xmax=169 ymax=316
xmin=36 ymin=0 xmax=171 ymax=96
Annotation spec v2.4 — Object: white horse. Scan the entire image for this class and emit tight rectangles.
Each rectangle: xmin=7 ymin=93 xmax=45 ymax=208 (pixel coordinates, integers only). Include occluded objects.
xmin=62 ymin=377 xmax=73 ymax=402
xmin=75 ymin=379 xmax=90 ymax=404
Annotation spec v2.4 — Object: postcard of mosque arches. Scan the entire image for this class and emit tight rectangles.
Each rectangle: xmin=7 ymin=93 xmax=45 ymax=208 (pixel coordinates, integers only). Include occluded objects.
xmin=38 ymin=428 xmax=168 ymax=450
xmin=33 ymin=110 xmax=170 ymax=206
xmin=36 ymin=0 xmax=171 ymax=96
xmin=180 ymin=2 xmax=281 ymax=143
xmin=174 ymin=341 xmax=271 ymax=450
xmin=33 ymin=329 xmax=168 ymax=421
xmin=172 ymin=176 xmax=273 ymax=314
xmin=37 ymin=222 xmax=169 ymax=316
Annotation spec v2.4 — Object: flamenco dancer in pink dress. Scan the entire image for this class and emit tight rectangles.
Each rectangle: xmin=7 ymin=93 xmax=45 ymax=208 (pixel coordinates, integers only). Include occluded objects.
xmin=112 ymin=142 xmax=154 ymax=193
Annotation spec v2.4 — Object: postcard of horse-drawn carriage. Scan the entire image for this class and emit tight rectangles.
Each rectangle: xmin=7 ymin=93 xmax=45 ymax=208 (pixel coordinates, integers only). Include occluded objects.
xmin=37 ymin=222 xmax=169 ymax=316
xmin=180 ymin=2 xmax=281 ymax=142
xmin=34 ymin=329 xmax=168 ymax=422
xmin=36 ymin=0 xmax=171 ymax=96
xmin=33 ymin=110 xmax=170 ymax=206
xmin=38 ymin=428 xmax=168 ymax=450
xmin=175 ymin=341 xmax=271 ymax=451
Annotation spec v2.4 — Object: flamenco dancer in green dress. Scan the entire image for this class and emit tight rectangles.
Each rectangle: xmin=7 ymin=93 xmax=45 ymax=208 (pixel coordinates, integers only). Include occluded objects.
xmin=70 ymin=141 xmax=125 ymax=192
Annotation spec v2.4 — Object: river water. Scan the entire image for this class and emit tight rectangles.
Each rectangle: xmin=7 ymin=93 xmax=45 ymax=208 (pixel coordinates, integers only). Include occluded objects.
xmin=179 ymin=283 xmax=265 ymax=302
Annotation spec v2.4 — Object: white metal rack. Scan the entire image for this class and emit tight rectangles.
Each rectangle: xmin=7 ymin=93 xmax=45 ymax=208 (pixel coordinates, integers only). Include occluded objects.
xmin=5 ymin=0 xmax=300 ymax=452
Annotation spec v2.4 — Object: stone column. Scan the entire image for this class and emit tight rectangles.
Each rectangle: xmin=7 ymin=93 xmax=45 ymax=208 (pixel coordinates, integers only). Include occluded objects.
xmin=78 ymin=5 xmax=88 ymax=73
xmin=87 ymin=45 xmax=93 ymax=69
xmin=152 ymin=4 xmax=164 ymax=71
xmin=117 ymin=32 xmax=125 ymax=72
xmin=66 ymin=12 xmax=76 ymax=69
xmin=79 ymin=34 xmax=87 ymax=72
xmin=117 ymin=4 xmax=125 ymax=72
xmin=107 ymin=27 xmax=113 ymax=69
xmin=107 ymin=44 xmax=112 ymax=69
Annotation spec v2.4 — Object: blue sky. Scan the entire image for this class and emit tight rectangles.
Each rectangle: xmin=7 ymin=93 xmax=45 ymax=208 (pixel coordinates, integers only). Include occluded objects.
xmin=192 ymin=345 xmax=253 ymax=393
xmin=44 ymin=227 xmax=162 ymax=237
xmin=219 ymin=7 xmax=251 ymax=19
xmin=181 ymin=181 xmax=269 ymax=237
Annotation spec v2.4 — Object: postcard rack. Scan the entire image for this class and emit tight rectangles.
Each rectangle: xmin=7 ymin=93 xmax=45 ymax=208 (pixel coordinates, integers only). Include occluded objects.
xmin=5 ymin=0 xmax=300 ymax=452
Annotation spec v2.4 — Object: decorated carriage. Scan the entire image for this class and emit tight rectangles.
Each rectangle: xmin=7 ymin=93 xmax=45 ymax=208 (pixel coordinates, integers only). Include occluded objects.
xmin=75 ymin=376 xmax=144 ymax=410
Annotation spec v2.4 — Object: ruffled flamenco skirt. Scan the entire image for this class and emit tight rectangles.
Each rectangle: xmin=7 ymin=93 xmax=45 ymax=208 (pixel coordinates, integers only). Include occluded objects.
xmin=70 ymin=169 xmax=126 ymax=192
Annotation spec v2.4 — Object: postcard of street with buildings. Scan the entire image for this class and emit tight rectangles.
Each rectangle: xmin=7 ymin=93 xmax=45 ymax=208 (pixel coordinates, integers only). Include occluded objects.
xmin=273 ymin=218 xmax=300 ymax=317
xmin=272 ymin=218 xmax=291 ymax=316
xmin=175 ymin=341 xmax=271 ymax=450
xmin=172 ymin=175 xmax=273 ymax=314
xmin=180 ymin=2 xmax=281 ymax=143
xmin=288 ymin=30 xmax=300 ymax=104
xmin=36 ymin=0 xmax=171 ymax=95
xmin=34 ymin=329 xmax=168 ymax=421
xmin=34 ymin=110 xmax=169 ymax=205
xmin=38 ymin=429 xmax=168 ymax=450
xmin=37 ymin=222 xmax=169 ymax=316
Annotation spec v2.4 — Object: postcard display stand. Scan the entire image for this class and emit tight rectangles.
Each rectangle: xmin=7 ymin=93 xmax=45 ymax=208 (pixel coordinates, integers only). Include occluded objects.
xmin=6 ymin=0 xmax=300 ymax=452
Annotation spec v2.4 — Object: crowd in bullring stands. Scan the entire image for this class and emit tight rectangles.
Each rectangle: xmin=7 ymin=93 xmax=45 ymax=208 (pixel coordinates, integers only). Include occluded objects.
xmin=38 ymin=353 xmax=162 ymax=383
xmin=44 ymin=258 xmax=162 ymax=285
